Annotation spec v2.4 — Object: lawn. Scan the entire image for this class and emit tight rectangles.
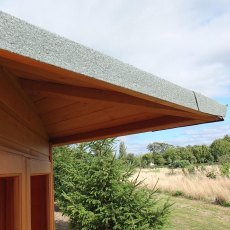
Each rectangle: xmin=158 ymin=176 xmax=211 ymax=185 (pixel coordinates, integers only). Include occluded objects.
xmin=164 ymin=195 xmax=230 ymax=230
xmin=55 ymin=195 xmax=230 ymax=229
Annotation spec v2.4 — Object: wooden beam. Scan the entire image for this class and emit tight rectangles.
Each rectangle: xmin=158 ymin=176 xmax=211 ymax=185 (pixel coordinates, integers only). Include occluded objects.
xmin=51 ymin=116 xmax=198 ymax=145
xmin=20 ymin=79 xmax=214 ymax=121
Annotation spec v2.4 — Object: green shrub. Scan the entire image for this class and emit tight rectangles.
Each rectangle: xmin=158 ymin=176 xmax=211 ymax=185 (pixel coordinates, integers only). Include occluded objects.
xmin=220 ymin=163 xmax=230 ymax=177
xmin=218 ymin=154 xmax=230 ymax=178
xmin=206 ymin=171 xmax=217 ymax=179
xmin=215 ymin=195 xmax=230 ymax=207
xmin=54 ymin=140 xmax=171 ymax=230
xmin=186 ymin=164 xmax=196 ymax=174
xmin=172 ymin=191 xmax=183 ymax=197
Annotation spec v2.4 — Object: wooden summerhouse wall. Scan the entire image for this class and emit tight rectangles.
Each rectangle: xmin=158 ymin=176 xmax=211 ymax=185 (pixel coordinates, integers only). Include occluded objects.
xmin=0 ymin=69 xmax=54 ymax=230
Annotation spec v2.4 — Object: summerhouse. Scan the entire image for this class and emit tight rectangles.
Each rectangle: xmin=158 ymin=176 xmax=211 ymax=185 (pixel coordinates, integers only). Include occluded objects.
xmin=0 ymin=11 xmax=227 ymax=229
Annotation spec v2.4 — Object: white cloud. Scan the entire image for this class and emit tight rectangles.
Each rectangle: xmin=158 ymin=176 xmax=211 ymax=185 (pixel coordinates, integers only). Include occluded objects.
xmin=158 ymin=120 xmax=230 ymax=147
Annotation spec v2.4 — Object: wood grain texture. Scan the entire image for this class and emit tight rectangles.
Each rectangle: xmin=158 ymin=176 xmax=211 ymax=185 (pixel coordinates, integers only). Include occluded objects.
xmin=20 ymin=78 xmax=215 ymax=122
xmin=31 ymin=175 xmax=47 ymax=230
xmin=0 ymin=70 xmax=49 ymax=158
xmin=51 ymin=116 xmax=197 ymax=145
xmin=0 ymin=68 xmax=48 ymax=139
xmin=0 ymin=175 xmax=21 ymax=230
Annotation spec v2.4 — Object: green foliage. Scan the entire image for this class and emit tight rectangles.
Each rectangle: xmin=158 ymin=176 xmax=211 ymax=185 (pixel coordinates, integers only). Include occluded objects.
xmin=141 ymin=153 xmax=154 ymax=168
xmin=147 ymin=142 xmax=174 ymax=154
xmin=163 ymin=148 xmax=181 ymax=165
xmin=223 ymin=135 xmax=230 ymax=142
xmin=210 ymin=137 xmax=230 ymax=162
xmin=215 ymin=195 xmax=230 ymax=207
xmin=143 ymin=135 xmax=230 ymax=169
xmin=171 ymin=160 xmax=190 ymax=169
xmin=118 ymin=141 xmax=127 ymax=159
xmin=126 ymin=153 xmax=135 ymax=164
xmin=172 ymin=191 xmax=183 ymax=197
xmin=219 ymin=154 xmax=230 ymax=177
xmin=54 ymin=139 xmax=171 ymax=230
xmin=186 ymin=164 xmax=196 ymax=174
xmin=206 ymin=170 xmax=217 ymax=179
xmin=190 ymin=145 xmax=212 ymax=164
xmin=152 ymin=153 xmax=166 ymax=166
xmin=220 ymin=164 xmax=230 ymax=177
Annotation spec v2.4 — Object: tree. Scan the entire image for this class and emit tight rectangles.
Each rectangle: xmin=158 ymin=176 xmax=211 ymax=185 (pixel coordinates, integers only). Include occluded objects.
xmin=118 ymin=141 xmax=127 ymax=159
xmin=210 ymin=138 xmax=230 ymax=161
xmin=141 ymin=153 xmax=153 ymax=167
xmin=162 ymin=148 xmax=181 ymax=165
xmin=147 ymin=142 xmax=174 ymax=154
xmin=152 ymin=153 xmax=166 ymax=166
xmin=223 ymin=135 xmax=230 ymax=142
xmin=177 ymin=147 xmax=196 ymax=164
xmin=53 ymin=139 xmax=171 ymax=229
xmin=126 ymin=153 xmax=135 ymax=164
xmin=191 ymin=145 xmax=213 ymax=164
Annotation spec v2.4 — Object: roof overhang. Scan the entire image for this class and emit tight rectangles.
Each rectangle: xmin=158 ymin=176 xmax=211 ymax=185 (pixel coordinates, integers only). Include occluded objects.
xmin=0 ymin=11 xmax=227 ymax=145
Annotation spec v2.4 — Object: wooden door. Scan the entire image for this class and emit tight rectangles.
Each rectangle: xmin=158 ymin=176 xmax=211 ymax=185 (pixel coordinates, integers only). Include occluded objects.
xmin=0 ymin=176 xmax=19 ymax=230
xmin=31 ymin=175 xmax=48 ymax=230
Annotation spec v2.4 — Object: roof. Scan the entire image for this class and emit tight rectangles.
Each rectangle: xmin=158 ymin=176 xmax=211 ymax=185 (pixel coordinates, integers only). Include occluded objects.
xmin=0 ymin=11 xmax=227 ymax=145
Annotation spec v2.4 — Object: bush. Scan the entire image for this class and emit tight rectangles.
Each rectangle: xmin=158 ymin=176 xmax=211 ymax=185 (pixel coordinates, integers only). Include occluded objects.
xmin=220 ymin=163 xmax=230 ymax=177
xmin=210 ymin=138 xmax=230 ymax=162
xmin=218 ymin=154 xmax=230 ymax=177
xmin=206 ymin=171 xmax=217 ymax=179
xmin=172 ymin=191 xmax=183 ymax=197
xmin=186 ymin=165 xmax=196 ymax=174
xmin=54 ymin=140 xmax=171 ymax=230
xmin=215 ymin=195 xmax=230 ymax=207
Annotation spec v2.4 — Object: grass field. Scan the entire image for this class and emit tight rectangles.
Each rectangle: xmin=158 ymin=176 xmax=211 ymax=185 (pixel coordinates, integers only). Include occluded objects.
xmin=55 ymin=195 xmax=230 ymax=230
xmin=163 ymin=195 xmax=230 ymax=230
xmin=134 ymin=167 xmax=230 ymax=204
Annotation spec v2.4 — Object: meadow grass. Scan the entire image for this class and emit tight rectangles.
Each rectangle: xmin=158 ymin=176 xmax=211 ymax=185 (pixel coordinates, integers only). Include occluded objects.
xmin=162 ymin=194 xmax=230 ymax=230
xmin=134 ymin=167 xmax=230 ymax=205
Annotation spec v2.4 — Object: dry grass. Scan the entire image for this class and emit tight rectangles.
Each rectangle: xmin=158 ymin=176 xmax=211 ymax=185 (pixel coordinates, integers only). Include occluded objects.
xmin=133 ymin=167 xmax=230 ymax=204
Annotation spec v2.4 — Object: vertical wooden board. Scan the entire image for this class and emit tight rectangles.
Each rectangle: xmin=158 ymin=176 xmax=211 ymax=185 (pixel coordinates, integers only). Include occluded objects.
xmin=0 ymin=107 xmax=49 ymax=156
xmin=31 ymin=175 xmax=47 ymax=230
xmin=25 ymin=158 xmax=31 ymax=230
xmin=0 ymin=178 xmax=6 ymax=230
xmin=6 ymin=178 xmax=14 ymax=230
xmin=0 ymin=177 xmax=17 ymax=230
xmin=0 ymin=151 xmax=24 ymax=174
xmin=14 ymin=176 xmax=21 ymax=230
xmin=48 ymin=145 xmax=55 ymax=230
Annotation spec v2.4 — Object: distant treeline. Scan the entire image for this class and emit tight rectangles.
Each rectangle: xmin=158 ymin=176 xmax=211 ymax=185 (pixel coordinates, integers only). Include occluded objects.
xmin=119 ymin=135 xmax=230 ymax=168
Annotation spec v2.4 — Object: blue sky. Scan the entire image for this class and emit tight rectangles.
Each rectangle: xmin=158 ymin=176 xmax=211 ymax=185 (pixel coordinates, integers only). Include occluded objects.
xmin=1 ymin=0 xmax=229 ymax=154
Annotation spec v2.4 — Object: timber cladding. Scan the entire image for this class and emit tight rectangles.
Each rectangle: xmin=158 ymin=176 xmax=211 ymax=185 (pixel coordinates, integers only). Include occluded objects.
xmin=0 ymin=68 xmax=53 ymax=229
